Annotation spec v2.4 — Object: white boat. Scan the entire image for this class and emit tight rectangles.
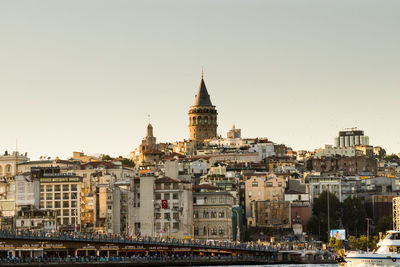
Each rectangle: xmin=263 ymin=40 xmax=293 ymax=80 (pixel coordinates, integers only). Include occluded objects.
xmin=343 ymin=230 xmax=400 ymax=266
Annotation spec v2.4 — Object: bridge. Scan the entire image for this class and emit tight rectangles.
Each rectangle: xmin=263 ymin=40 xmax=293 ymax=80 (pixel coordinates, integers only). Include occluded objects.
xmin=0 ymin=231 xmax=334 ymax=265
xmin=0 ymin=230 xmax=276 ymax=258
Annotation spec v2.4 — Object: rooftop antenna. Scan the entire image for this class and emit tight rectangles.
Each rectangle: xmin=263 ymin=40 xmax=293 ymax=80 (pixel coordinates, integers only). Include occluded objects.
xmin=201 ymin=67 xmax=204 ymax=79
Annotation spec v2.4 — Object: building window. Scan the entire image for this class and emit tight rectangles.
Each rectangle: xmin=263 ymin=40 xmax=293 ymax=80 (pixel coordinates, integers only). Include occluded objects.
xmin=194 ymin=211 xmax=199 ymax=218
xmin=156 ymin=183 xmax=162 ymax=190
xmin=71 ymin=185 xmax=77 ymax=191
xmin=155 ymin=193 xmax=161 ymax=200
xmin=62 ymin=185 xmax=69 ymax=191
xmin=40 ymin=186 xmax=44 ymax=192
xmin=156 ymin=213 xmax=161 ymax=219
xmin=55 ymin=193 xmax=61 ymax=200
xmin=54 ymin=185 xmax=61 ymax=191
xmin=278 ymin=182 xmax=282 ymax=187
xmin=46 ymin=185 xmax=52 ymax=192
xmin=203 ymin=226 xmax=207 ymax=236
xmin=47 ymin=202 xmax=53 ymax=208
xmin=63 ymin=201 xmax=69 ymax=208
xmin=219 ymin=211 xmax=225 ymax=218
xmin=173 ymin=183 xmax=179 ymax=189
xmin=248 ymin=191 xmax=252 ymax=197
xmin=173 ymin=213 xmax=179 ymax=220
xmin=266 ymin=182 xmax=273 ymax=187
xmin=164 ymin=183 xmax=171 ymax=190
xmin=211 ymin=211 xmax=217 ymax=218
xmin=63 ymin=193 xmax=69 ymax=199
xmin=173 ymin=193 xmax=178 ymax=200
xmin=173 ymin=222 xmax=179 ymax=229
xmin=211 ymin=227 xmax=217 ymax=235
xmin=55 ymin=201 xmax=61 ymax=208
xmin=46 ymin=193 xmax=52 ymax=200
xmin=219 ymin=227 xmax=225 ymax=235
xmin=164 ymin=213 xmax=170 ymax=220
xmin=252 ymin=181 xmax=258 ymax=187
xmin=164 ymin=193 xmax=170 ymax=200
xmin=194 ymin=227 xmax=199 ymax=236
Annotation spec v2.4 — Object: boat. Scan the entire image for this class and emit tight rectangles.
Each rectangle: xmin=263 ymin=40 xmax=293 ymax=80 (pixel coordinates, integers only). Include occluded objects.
xmin=341 ymin=230 xmax=400 ymax=266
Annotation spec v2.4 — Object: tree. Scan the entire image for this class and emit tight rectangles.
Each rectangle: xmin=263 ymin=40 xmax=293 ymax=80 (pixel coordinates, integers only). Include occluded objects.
xmin=307 ymin=191 xmax=341 ymax=241
xmin=342 ymin=197 xmax=367 ymax=236
xmin=375 ymin=215 xmax=393 ymax=235
xmin=329 ymin=237 xmax=343 ymax=252
xmin=348 ymin=236 xmax=358 ymax=250
xmin=102 ymin=154 xmax=113 ymax=161
xmin=121 ymin=158 xmax=135 ymax=167
xmin=384 ymin=153 xmax=399 ymax=162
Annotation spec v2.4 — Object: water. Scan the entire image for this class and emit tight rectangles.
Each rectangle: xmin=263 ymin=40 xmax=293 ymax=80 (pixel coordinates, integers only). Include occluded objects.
xmin=200 ymin=265 xmax=339 ymax=267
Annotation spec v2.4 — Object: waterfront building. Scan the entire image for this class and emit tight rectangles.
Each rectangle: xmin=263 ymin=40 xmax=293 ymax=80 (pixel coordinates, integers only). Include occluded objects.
xmin=33 ymin=167 xmax=83 ymax=230
xmin=154 ymin=176 xmax=193 ymax=239
xmin=193 ymin=184 xmax=234 ymax=241
xmin=15 ymin=206 xmax=56 ymax=233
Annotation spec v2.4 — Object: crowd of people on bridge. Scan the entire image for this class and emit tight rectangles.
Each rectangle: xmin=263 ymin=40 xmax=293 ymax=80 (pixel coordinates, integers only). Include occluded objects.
xmin=0 ymin=254 xmax=274 ymax=264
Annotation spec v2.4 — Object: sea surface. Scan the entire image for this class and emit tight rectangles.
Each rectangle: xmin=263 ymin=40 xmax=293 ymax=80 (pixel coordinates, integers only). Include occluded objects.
xmin=200 ymin=265 xmax=339 ymax=267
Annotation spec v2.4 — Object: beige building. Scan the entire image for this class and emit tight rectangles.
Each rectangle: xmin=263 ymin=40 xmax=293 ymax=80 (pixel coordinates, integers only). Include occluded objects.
xmin=106 ymin=180 xmax=133 ymax=234
xmin=33 ymin=167 xmax=83 ymax=230
xmin=193 ymin=185 xmax=234 ymax=241
xmin=244 ymin=176 xmax=266 ymax=219
xmin=227 ymin=125 xmax=241 ymax=139
xmin=0 ymin=151 xmax=29 ymax=177
xmin=132 ymin=174 xmax=155 ymax=237
xmin=249 ymin=200 xmax=290 ymax=229
xmin=131 ymin=124 xmax=164 ymax=166
xmin=188 ymin=72 xmax=218 ymax=143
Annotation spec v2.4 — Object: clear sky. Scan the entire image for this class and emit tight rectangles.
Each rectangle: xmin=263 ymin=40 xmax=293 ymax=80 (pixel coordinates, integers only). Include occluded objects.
xmin=1 ymin=0 xmax=399 ymax=160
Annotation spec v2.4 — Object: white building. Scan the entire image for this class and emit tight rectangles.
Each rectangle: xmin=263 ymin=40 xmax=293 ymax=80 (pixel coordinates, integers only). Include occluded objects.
xmin=15 ymin=175 xmax=40 ymax=209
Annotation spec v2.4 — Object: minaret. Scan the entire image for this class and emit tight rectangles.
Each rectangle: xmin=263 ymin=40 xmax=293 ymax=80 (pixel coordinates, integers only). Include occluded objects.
xmin=188 ymin=71 xmax=218 ymax=142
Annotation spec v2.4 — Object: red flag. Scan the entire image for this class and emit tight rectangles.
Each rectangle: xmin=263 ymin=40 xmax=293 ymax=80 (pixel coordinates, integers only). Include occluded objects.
xmin=161 ymin=200 xmax=168 ymax=209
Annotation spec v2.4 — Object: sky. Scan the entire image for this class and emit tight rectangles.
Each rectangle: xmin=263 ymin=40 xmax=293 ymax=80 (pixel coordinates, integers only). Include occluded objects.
xmin=1 ymin=0 xmax=399 ymax=160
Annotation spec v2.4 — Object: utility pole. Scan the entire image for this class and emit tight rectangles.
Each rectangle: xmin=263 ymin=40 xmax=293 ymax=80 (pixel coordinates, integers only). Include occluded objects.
xmin=366 ymin=218 xmax=372 ymax=252
xmin=327 ymin=188 xmax=330 ymax=242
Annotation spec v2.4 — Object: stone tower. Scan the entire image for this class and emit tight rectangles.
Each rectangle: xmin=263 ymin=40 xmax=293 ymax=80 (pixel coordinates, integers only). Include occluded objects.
xmin=188 ymin=72 xmax=218 ymax=142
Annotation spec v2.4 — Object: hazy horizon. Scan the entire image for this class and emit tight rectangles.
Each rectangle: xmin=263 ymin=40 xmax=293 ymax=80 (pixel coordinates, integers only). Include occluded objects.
xmin=1 ymin=0 xmax=399 ymax=160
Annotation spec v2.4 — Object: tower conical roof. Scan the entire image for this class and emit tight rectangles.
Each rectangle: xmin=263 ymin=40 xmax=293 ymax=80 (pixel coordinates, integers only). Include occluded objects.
xmin=193 ymin=78 xmax=213 ymax=106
